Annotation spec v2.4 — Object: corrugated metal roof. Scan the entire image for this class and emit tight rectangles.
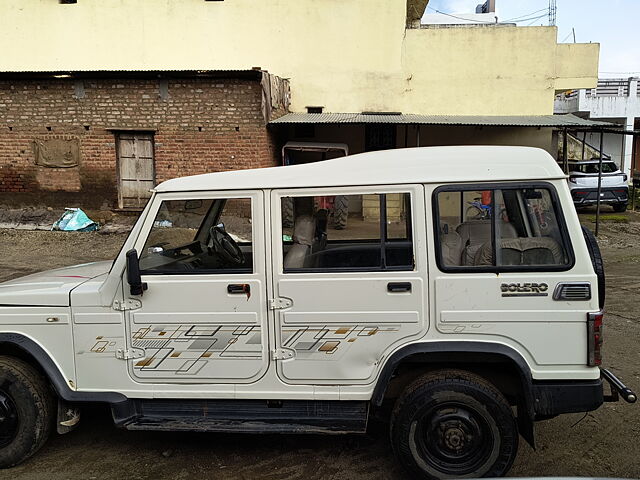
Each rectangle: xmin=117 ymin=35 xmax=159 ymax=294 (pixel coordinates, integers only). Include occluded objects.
xmin=0 ymin=69 xmax=265 ymax=80
xmin=269 ymin=113 xmax=614 ymax=127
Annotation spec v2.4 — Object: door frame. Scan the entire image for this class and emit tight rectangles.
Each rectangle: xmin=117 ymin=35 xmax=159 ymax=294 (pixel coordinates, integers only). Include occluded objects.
xmin=269 ymin=184 xmax=429 ymax=385
xmin=123 ymin=189 xmax=272 ymax=384
xmin=114 ymin=131 xmax=156 ymax=210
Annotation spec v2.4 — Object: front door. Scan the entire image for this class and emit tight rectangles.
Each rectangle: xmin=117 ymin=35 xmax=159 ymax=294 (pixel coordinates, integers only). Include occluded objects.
xmin=270 ymin=185 xmax=428 ymax=384
xmin=116 ymin=132 xmax=155 ymax=209
xmin=126 ymin=191 xmax=269 ymax=383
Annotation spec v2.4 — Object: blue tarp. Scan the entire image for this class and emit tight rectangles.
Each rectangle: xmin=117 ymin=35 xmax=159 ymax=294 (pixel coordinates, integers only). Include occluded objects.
xmin=52 ymin=208 xmax=99 ymax=232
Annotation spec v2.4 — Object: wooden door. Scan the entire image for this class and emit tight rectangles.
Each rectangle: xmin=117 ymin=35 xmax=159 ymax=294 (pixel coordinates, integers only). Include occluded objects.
xmin=117 ymin=133 xmax=155 ymax=209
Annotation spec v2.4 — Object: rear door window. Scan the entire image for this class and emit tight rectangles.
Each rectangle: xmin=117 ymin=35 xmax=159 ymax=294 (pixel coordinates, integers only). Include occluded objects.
xmin=280 ymin=192 xmax=414 ymax=272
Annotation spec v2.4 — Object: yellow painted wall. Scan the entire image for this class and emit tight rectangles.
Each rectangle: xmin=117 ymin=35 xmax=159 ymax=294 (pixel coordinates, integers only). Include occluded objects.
xmin=0 ymin=0 xmax=598 ymax=115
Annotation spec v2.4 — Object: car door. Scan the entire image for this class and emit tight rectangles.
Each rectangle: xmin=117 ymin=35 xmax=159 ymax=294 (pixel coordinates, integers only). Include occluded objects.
xmin=270 ymin=185 xmax=428 ymax=384
xmin=431 ymin=182 xmax=598 ymax=369
xmin=125 ymin=190 xmax=269 ymax=383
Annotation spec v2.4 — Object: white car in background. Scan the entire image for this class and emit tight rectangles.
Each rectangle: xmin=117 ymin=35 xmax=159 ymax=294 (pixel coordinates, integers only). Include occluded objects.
xmin=567 ymin=159 xmax=629 ymax=212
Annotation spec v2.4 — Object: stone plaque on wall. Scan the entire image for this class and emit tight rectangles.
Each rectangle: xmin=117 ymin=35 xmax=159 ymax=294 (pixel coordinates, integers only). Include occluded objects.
xmin=33 ymin=137 xmax=80 ymax=168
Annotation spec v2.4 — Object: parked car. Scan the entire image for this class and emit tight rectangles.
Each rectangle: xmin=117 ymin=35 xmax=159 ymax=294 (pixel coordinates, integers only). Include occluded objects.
xmin=567 ymin=159 xmax=629 ymax=212
xmin=0 ymin=146 xmax=635 ymax=478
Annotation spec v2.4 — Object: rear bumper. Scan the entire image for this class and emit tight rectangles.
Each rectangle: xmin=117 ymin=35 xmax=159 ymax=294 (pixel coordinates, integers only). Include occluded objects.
xmin=533 ymin=379 xmax=603 ymax=418
xmin=532 ymin=369 xmax=636 ymax=418
xmin=570 ymin=186 xmax=628 ymax=205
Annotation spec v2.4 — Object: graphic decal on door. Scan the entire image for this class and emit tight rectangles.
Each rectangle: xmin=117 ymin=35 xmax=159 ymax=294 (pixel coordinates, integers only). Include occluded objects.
xmin=283 ymin=324 xmax=401 ymax=359
xmin=130 ymin=325 xmax=262 ymax=374
xmin=87 ymin=324 xmax=262 ymax=376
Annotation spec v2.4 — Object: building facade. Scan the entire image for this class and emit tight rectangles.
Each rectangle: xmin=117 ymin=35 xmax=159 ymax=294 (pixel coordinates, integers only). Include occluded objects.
xmin=0 ymin=0 xmax=600 ymax=207
xmin=555 ymin=77 xmax=640 ymax=180
xmin=0 ymin=71 xmax=288 ymax=208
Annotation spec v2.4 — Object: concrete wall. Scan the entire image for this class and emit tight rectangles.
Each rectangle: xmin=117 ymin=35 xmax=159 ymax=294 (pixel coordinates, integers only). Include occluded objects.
xmin=0 ymin=0 xmax=599 ymax=116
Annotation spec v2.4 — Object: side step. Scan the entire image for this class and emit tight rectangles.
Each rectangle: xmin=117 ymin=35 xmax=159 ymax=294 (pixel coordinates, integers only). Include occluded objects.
xmin=111 ymin=399 xmax=369 ymax=434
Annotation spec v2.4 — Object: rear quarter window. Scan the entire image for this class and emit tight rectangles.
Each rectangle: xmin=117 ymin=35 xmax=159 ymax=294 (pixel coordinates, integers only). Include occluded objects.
xmin=434 ymin=183 xmax=574 ymax=273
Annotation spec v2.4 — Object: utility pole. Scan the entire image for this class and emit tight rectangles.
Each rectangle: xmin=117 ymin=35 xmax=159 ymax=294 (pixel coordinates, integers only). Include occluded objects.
xmin=549 ymin=0 xmax=557 ymax=26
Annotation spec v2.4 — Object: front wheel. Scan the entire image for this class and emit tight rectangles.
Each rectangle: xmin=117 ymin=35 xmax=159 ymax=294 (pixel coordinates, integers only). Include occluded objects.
xmin=390 ymin=370 xmax=518 ymax=479
xmin=0 ymin=357 xmax=55 ymax=468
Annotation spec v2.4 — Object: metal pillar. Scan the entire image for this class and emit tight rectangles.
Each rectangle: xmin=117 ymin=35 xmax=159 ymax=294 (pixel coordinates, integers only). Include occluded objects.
xmin=595 ymin=130 xmax=604 ymax=236
xmin=632 ymin=133 xmax=637 ymax=212
xmin=581 ymin=131 xmax=586 ymax=160
xmin=562 ymin=128 xmax=568 ymax=173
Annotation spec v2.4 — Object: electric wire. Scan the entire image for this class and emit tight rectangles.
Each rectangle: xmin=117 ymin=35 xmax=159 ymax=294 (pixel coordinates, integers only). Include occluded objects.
xmin=561 ymin=30 xmax=574 ymax=42
xmin=425 ymin=6 xmax=496 ymax=24
xmin=502 ymin=7 xmax=549 ymax=22
xmin=426 ymin=6 xmax=548 ymax=25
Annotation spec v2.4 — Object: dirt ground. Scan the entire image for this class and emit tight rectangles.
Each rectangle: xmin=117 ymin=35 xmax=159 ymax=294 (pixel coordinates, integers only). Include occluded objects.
xmin=0 ymin=210 xmax=639 ymax=480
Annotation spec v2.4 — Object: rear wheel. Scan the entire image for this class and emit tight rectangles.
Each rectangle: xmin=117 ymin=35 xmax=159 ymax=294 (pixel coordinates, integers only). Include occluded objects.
xmin=390 ymin=370 xmax=518 ymax=479
xmin=282 ymin=197 xmax=295 ymax=228
xmin=612 ymin=202 xmax=627 ymax=213
xmin=0 ymin=357 xmax=54 ymax=468
xmin=333 ymin=195 xmax=349 ymax=230
xmin=581 ymin=225 xmax=605 ymax=309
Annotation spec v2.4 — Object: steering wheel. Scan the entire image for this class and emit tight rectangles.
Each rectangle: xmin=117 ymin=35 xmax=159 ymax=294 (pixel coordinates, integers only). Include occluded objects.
xmin=208 ymin=225 xmax=245 ymax=265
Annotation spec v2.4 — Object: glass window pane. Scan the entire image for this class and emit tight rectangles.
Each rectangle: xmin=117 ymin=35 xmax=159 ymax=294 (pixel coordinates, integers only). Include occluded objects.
xmin=385 ymin=193 xmax=413 ymax=268
xmin=281 ymin=192 xmax=414 ymax=271
xmin=496 ymin=187 xmax=568 ymax=267
xmin=437 ymin=186 xmax=570 ymax=269
xmin=140 ymin=198 xmax=253 ymax=273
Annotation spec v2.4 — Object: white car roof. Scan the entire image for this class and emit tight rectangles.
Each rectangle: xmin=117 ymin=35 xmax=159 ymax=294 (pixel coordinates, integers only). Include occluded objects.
xmin=155 ymin=146 xmax=565 ymax=193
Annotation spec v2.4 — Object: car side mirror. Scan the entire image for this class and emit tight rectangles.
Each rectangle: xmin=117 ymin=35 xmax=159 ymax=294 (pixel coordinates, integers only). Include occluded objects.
xmin=126 ymin=249 xmax=148 ymax=296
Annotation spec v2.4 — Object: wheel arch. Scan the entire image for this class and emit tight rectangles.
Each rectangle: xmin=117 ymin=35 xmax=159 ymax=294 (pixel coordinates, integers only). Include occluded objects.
xmin=372 ymin=341 xmax=536 ymax=446
xmin=0 ymin=333 xmax=126 ymax=404
xmin=373 ymin=341 xmax=534 ymax=406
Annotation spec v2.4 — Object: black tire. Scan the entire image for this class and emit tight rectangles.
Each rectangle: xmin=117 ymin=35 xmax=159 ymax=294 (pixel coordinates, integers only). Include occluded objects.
xmin=0 ymin=356 xmax=55 ymax=468
xmin=612 ymin=202 xmax=627 ymax=213
xmin=282 ymin=197 xmax=294 ymax=228
xmin=390 ymin=370 xmax=518 ymax=479
xmin=333 ymin=195 xmax=349 ymax=230
xmin=581 ymin=225 xmax=605 ymax=309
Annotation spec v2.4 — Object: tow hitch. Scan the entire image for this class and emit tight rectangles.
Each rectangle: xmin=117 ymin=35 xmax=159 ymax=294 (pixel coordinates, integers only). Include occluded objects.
xmin=601 ymin=368 xmax=637 ymax=403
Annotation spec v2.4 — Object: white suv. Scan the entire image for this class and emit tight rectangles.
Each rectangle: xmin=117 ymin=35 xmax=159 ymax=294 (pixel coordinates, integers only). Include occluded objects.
xmin=0 ymin=146 xmax=635 ymax=479
xmin=567 ymin=159 xmax=629 ymax=212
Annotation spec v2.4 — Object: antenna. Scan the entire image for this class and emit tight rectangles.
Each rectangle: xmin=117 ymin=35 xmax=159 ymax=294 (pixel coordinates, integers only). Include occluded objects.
xmin=548 ymin=0 xmax=557 ymax=26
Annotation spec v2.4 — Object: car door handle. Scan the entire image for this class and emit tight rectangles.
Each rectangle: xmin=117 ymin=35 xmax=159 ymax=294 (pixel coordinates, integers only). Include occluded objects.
xmin=387 ymin=282 xmax=411 ymax=293
xmin=227 ymin=284 xmax=251 ymax=296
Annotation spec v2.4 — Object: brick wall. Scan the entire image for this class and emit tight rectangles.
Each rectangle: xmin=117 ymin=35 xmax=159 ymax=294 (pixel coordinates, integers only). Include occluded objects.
xmin=0 ymin=76 xmax=280 ymax=208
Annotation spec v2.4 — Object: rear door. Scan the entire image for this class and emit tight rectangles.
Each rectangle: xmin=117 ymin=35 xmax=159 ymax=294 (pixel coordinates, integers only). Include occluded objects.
xmin=431 ymin=182 xmax=598 ymax=369
xmin=270 ymin=185 xmax=428 ymax=384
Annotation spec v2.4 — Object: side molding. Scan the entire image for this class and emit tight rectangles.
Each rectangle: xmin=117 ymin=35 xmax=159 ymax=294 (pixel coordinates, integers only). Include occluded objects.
xmin=0 ymin=333 xmax=127 ymax=404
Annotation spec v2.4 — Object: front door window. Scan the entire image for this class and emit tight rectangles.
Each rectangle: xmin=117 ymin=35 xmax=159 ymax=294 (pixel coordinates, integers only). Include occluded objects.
xmin=140 ymin=197 xmax=253 ymax=274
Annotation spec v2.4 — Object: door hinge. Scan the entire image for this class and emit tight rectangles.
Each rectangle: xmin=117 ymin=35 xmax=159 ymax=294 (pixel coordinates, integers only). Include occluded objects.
xmin=115 ymin=347 xmax=145 ymax=360
xmin=268 ymin=298 xmax=293 ymax=310
xmin=272 ymin=348 xmax=296 ymax=360
xmin=112 ymin=299 xmax=142 ymax=311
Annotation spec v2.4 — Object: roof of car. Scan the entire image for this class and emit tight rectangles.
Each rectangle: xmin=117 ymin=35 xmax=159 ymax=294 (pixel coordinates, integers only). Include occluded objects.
xmin=154 ymin=146 xmax=565 ymax=193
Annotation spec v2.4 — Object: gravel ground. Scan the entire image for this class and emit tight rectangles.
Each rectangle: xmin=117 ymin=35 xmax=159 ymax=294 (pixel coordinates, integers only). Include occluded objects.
xmin=0 ymin=212 xmax=638 ymax=480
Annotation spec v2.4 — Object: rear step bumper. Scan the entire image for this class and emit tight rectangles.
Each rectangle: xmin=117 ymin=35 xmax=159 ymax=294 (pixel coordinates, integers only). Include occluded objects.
xmin=601 ymin=367 xmax=637 ymax=403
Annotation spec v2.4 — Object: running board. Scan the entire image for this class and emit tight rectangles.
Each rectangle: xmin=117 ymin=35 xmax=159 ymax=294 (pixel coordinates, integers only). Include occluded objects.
xmin=111 ymin=399 xmax=369 ymax=434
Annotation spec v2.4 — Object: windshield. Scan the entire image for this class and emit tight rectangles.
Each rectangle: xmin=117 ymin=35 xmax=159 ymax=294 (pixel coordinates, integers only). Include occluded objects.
xmin=573 ymin=162 xmax=619 ymax=174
